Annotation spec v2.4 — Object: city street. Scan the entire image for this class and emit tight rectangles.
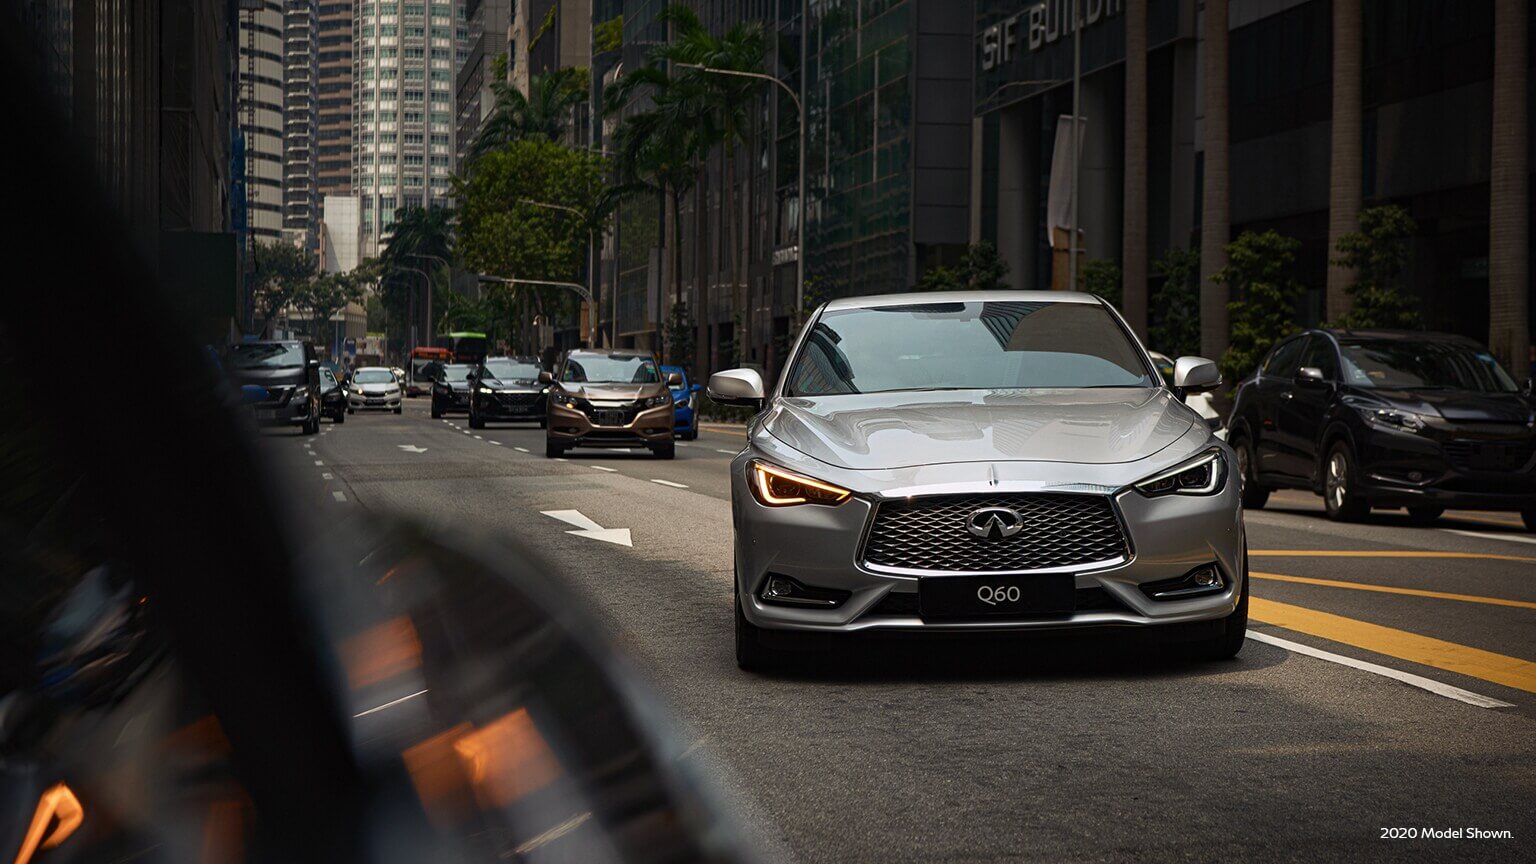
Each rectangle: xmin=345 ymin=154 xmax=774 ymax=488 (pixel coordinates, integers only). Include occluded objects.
xmin=265 ymin=399 xmax=1535 ymax=862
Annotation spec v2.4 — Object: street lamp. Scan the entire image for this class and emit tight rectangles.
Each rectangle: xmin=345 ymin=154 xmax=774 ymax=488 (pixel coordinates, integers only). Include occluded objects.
xmin=406 ymin=253 xmax=449 ymax=343
xmin=517 ymin=198 xmax=597 ymax=347
xmin=477 ymin=274 xmax=596 ymax=348
xmin=388 ymin=264 xmax=431 ymax=353
xmin=677 ymin=62 xmax=806 ymax=314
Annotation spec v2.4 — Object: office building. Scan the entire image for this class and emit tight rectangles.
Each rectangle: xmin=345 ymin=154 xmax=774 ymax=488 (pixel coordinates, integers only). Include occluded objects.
xmin=317 ymin=0 xmax=355 ymax=197
xmin=322 ymin=193 xmax=363 ymax=272
xmin=240 ymin=0 xmax=287 ymax=244
xmin=282 ymin=0 xmax=320 ymax=247
xmin=456 ymin=0 xmax=511 ymax=166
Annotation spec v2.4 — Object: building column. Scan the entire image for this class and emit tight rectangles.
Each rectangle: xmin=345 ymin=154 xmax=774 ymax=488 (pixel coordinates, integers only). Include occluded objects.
xmin=1490 ymin=0 xmax=1530 ymax=375
xmin=997 ymin=106 xmax=1037 ymax=290
xmin=1198 ymin=0 xmax=1230 ymax=360
xmin=1326 ymin=0 xmax=1362 ymax=322
xmin=1121 ymin=0 xmax=1148 ymax=338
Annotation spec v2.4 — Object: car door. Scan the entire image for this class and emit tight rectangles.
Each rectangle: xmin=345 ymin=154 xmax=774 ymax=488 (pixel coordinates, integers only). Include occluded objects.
xmin=1253 ymin=336 xmax=1307 ymax=476
xmin=1277 ymin=335 xmax=1339 ymax=479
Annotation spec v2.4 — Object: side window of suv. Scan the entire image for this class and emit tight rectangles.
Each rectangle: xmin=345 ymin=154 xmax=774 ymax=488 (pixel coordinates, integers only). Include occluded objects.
xmin=1299 ymin=337 xmax=1339 ymax=380
xmin=1265 ymin=337 xmax=1307 ymax=379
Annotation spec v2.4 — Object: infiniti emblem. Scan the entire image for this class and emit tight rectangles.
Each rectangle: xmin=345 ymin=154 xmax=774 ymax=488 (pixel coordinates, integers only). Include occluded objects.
xmin=966 ymin=506 xmax=1025 ymax=540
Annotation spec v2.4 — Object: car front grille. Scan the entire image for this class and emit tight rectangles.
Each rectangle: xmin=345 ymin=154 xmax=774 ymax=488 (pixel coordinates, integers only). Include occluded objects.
xmin=495 ymin=392 xmax=541 ymax=408
xmin=584 ymin=405 xmax=636 ymax=426
xmin=860 ymin=493 xmax=1129 ymax=574
xmin=1444 ymin=439 xmax=1535 ymax=473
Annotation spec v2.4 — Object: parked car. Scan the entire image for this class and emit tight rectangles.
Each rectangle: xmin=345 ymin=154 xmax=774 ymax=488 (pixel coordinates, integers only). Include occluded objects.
xmin=1227 ymin=329 xmax=1536 ymax=527
xmin=544 ymin=350 xmax=678 ymax=459
xmin=430 ymin=363 xmax=476 ymax=418
xmin=662 ymin=364 xmax=702 ymax=439
xmin=319 ymin=365 xmax=346 ymax=423
xmin=469 ymin=356 xmax=548 ymax=428
xmin=708 ymin=292 xmax=1241 ymax=670
xmin=1149 ymin=351 xmax=1224 ymax=439
xmin=346 ymin=366 xmax=403 ymax=414
xmin=226 ymin=339 xmax=322 ymax=435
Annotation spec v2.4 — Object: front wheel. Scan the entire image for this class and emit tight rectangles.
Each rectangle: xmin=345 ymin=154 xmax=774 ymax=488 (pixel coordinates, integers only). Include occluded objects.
xmin=1195 ymin=545 xmax=1249 ymax=661
xmin=393 ymin=406 xmax=402 ymax=415
xmin=1323 ymin=440 xmax=1370 ymax=522
xmin=1406 ymin=506 xmax=1444 ymax=525
xmin=652 ymin=441 xmax=675 ymax=460
xmin=545 ymin=439 xmax=566 ymax=458
xmin=1232 ymin=436 xmax=1270 ymax=509
xmin=735 ymin=588 xmax=779 ymax=672
xmin=334 ymin=410 xmax=345 ymax=424
xmin=684 ymin=426 xmax=699 ymax=441
xmin=430 ymin=402 xmax=442 ymax=419
xmin=303 ymin=414 xmax=319 ymax=435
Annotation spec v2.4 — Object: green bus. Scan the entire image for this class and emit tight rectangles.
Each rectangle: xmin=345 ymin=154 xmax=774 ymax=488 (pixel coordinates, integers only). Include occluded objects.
xmin=440 ymin=331 xmax=488 ymax=365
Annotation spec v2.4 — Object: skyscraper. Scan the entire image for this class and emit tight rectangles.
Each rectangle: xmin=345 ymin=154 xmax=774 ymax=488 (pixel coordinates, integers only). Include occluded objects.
xmin=317 ymin=0 xmax=355 ymax=197
xmin=282 ymin=0 xmax=320 ymax=248
xmin=455 ymin=0 xmax=510 ymax=167
xmin=353 ymin=0 xmax=467 ymax=257
xmin=239 ymin=1 xmax=286 ymax=244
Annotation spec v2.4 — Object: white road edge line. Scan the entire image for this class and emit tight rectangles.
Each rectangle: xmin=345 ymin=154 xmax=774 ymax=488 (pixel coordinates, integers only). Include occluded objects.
xmin=650 ymin=479 xmax=688 ymax=489
xmin=1246 ymin=631 xmax=1514 ymax=709
xmin=489 ymin=441 xmax=501 ymax=445
xmin=1441 ymin=528 xmax=1536 ymax=546
xmin=590 ymin=465 xmax=618 ymax=472
xmin=321 ymin=472 xmax=333 ymax=480
xmin=514 ymin=447 xmax=529 ymax=452
xmin=353 ymin=688 xmax=428 ymax=718
xmin=474 ymin=435 xmax=483 ymax=440
xmin=331 ymin=490 xmax=347 ymax=502
xmin=314 ymin=460 xmax=324 ymax=466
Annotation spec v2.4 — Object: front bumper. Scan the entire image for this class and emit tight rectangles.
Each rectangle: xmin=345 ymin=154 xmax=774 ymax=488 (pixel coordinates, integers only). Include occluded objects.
xmin=1353 ymin=424 xmax=1536 ymax=511
xmin=350 ymin=392 xmax=402 ymax=410
xmin=547 ymin=401 xmax=674 ymax=449
xmin=673 ymin=403 xmax=696 ymax=431
xmin=474 ymin=390 xmax=547 ymax=420
xmin=253 ymin=394 xmax=314 ymax=426
xmin=732 ymin=454 xmax=1246 ymax=635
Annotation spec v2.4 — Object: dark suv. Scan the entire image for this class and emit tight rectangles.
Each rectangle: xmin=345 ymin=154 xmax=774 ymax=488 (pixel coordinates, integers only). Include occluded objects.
xmin=225 ymin=340 xmax=322 ymax=435
xmin=469 ymin=356 xmax=548 ymax=428
xmin=1228 ymin=329 xmax=1536 ymax=528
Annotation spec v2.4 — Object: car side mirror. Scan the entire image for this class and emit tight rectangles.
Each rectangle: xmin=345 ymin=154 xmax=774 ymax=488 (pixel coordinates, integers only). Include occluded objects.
xmin=1295 ymin=366 xmax=1327 ymax=387
xmin=666 ymin=372 xmax=683 ymax=387
xmin=538 ymin=370 xmax=553 ymax=385
xmin=708 ymin=368 xmax=766 ymax=411
xmin=691 ymin=383 xmax=702 ymax=393
xmin=1171 ymin=356 xmax=1221 ymax=402
xmin=308 ymin=359 xmax=319 ymax=369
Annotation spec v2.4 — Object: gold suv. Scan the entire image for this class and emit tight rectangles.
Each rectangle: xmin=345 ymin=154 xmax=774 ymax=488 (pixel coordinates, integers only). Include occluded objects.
xmin=543 ymin=349 xmax=678 ymax=459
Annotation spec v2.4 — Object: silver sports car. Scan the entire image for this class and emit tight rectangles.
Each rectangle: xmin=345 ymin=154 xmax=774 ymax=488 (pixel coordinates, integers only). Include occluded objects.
xmin=708 ymin=291 xmax=1246 ymax=670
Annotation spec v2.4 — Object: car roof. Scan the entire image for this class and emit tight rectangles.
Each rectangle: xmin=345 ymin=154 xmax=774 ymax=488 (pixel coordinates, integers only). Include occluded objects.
xmin=354 ymin=366 xmax=393 ymax=372
xmin=821 ymin=290 xmax=1105 ymax=312
xmin=1319 ymin=328 xmax=1478 ymax=345
xmin=485 ymin=355 xmax=540 ymax=363
xmin=566 ymin=349 xmax=653 ymax=358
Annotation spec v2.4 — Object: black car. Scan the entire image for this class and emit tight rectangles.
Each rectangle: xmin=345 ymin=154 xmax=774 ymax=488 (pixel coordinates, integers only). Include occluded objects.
xmin=226 ymin=339 xmax=322 ymax=435
xmin=429 ymin=362 xmax=476 ymax=418
xmin=469 ymin=356 xmax=548 ymax=428
xmin=1228 ymin=329 xmax=1536 ymax=527
xmin=319 ymin=365 xmax=346 ymax=423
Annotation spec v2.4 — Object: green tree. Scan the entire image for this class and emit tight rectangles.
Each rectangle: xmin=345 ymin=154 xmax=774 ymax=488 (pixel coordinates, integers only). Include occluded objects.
xmin=1330 ymin=204 xmax=1420 ymax=329
xmin=1078 ymin=258 xmax=1123 ymax=306
xmin=1216 ymin=230 xmax=1306 ymax=385
xmin=292 ymin=270 xmax=365 ymax=342
xmin=594 ymin=14 xmax=623 ymax=54
xmin=663 ymin=300 xmax=696 ymax=367
xmin=251 ymin=240 xmax=315 ymax=335
xmin=1149 ymin=247 xmax=1201 ymax=358
xmin=468 ymin=69 xmax=590 ymax=165
xmin=917 ymin=243 xmax=1010 ymax=291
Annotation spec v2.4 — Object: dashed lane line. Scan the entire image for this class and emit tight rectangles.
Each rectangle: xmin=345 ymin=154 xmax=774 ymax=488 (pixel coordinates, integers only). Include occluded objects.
xmin=590 ymin=465 xmax=619 ymax=472
xmin=1252 ymin=571 xmax=1536 ymax=610
xmin=514 ymin=447 xmax=530 ymax=453
xmin=314 ymin=460 xmax=324 ymax=466
xmin=489 ymin=441 xmax=501 ymax=445
xmin=1248 ymin=596 xmax=1536 ymax=695
xmin=332 ymin=490 xmax=347 ymax=502
xmin=650 ymin=479 xmax=688 ymax=489
xmin=322 ymin=472 xmax=333 ymax=480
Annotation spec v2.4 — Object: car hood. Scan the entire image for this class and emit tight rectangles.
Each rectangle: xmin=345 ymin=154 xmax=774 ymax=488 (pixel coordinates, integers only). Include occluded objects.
xmin=356 ymin=382 xmax=397 ymax=393
xmin=764 ymin=388 xmax=1195 ymax=470
xmin=562 ymin=383 xmax=665 ymax=402
xmin=228 ymin=367 xmax=307 ymax=387
xmin=1366 ymin=388 xmax=1535 ymax=425
xmin=480 ymin=377 xmax=543 ymax=392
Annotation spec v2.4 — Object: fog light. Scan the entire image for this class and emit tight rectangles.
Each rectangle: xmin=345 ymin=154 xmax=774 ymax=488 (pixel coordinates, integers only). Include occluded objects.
xmin=1192 ymin=566 xmax=1219 ymax=587
xmin=758 ymin=574 xmax=851 ymax=608
xmin=1140 ymin=564 xmax=1226 ymax=600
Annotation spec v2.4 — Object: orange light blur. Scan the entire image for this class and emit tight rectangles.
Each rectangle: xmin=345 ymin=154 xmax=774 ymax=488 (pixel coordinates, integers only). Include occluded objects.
xmin=402 ymin=723 xmax=477 ymax=828
xmin=751 ymin=461 xmax=852 ymax=506
xmin=341 ymin=616 xmax=422 ymax=690
xmin=453 ymin=708 xmax=562 ymax=809
xmin=13 ymin=783 xmax=82 ymax=864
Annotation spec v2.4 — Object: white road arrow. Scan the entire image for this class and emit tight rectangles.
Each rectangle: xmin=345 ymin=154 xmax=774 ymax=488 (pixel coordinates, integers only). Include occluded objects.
xmin=397 ymin=445 xmax=429 ymax=453
xmin=541 ymin=509 xmax=632 ymax=547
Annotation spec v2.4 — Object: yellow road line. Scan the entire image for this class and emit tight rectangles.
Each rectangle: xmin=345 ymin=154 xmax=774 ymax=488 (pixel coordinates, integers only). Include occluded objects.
xmin=698 ymin=425 xmax=748 ymax=438
xmin=1251 ymin=570 xmax=1536 ymax=610
xmin=1249 ymin=597 xmax=1536 ymax=694
xmin=1251 ymin=549 xmax=1536 ymax=563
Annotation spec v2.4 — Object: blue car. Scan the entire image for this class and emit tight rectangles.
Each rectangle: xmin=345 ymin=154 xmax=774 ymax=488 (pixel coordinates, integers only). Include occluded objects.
xmin=662 ymin=364 xmax=701 ymax=440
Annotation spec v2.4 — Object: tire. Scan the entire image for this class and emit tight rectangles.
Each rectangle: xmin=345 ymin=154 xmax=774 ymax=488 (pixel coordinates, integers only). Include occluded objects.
xmin=545 ymin=439 xmax=566 ymax=458
xmin=653 ymin=441 xmax=675 ymax=460
xmin=1195 ymin=547 xmax=1249 ymax=661
xmin=1406 ymin=506 xmax=1444 ymax=525
xmin=303 ymin=415 xmax=319 ymax=435
xmin=685 ymin=426 xmax=699 ymax=441
xmin=334 ymin=410 xmax=345 ymax=424
xmin=346 ymin=407 xmax=354 ymax=415
xmin=393 ymin=406 xmax=402 ymax=415
xmin=735 ymin=587 xmax=778 ymax=672
xmin=430 ymin=403 xmax=442 ymax=419
xmin=469 ymin=412 xmax=484 ymax=429
xmin=1522 ymin=508 xmax=1536 ymax=533
xmin=538 ymin=416 xmax=548 ymax=429
xmin=1323 ymin=440 xmax=1370 ymax=522
xmin=1232 ymin=436 xmax=1270 ymax=510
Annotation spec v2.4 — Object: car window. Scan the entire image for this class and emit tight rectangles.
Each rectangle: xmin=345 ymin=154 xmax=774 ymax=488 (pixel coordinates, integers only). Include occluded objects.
xmin=1264 ymin=337 xmax=1306 ymax=379
xmin=1299 ymin=337 xmax=1338 ymax=380
xmin=229 ymin=343 xmax=305 ymax=369
xmin=562 ymin=355 xmax=660 ymax=384
xmin=439 ymin=365 xmax=474 ymax=382
xmin=1339 ymin=338 xmax=1519 ymax=392
xmin=354 ymin=369 xmax=394 ymax=384
xmin=484 ymin=360 xmax=541 ymax=380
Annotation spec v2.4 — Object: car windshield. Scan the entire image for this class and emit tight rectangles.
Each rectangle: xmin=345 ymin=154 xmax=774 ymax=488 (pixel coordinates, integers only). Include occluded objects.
xmin=485 ymin=360 xmax=541 ymax=381
xmin=354 ymin=369 xmax=394 ymax=384
xmin=562 ymin=354 xmax=659 ymax=384
xmin=440 ymin=365 xmax=473 ymax=383
xmin=1339 ymin=339 xmax=1518 ymax=393
xmin=786 ymin=301 xmax=1155 ymax=395
xmin=229 ymin=343 xmax=304 ymax=369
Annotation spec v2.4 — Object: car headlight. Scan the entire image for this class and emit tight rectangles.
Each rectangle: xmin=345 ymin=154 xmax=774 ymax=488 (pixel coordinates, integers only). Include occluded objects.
xmin=551 ymin=391 xmax=578 ymax=408
xmin=640 ymin=394 xmax=671 ymax=409
xmin=1358 ymin=405 xmax=1428 ymax=433
xmin=749 ymin=461 xmax=852 ymax=507
xmin=1134 ymin=449 xmax=1226 ymax=497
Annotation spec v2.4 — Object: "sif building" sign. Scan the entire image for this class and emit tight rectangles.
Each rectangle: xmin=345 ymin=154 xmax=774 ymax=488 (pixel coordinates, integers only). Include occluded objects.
xmin=980 ymin=0 xmax=1125 ymax=71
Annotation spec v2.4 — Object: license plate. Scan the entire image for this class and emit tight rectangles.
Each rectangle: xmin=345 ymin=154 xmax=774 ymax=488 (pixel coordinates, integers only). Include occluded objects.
xmin=256 ymin=409 xmax=278 ymax=421
xmin=366 ymin=398 xmax=383 ymax=406
xmin=919 ymin=573 xmax=1075 ymax=619
xmin=593 ymin=409 xmax=625 ymax=426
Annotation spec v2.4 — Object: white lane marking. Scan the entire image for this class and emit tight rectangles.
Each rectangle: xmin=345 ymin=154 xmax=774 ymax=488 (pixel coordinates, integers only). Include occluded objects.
xmin=1442 ymin=528 xmax=1536 ymax=546
xmin=473 ymin=435 xmax=483 ymax=440
xmin=540 ymin=509 xmax=632 ymax=546
xmin=489 ymin=441 xmax=501 ymax=445
xmin=314 ymin=460 xmax=324 ymax=466
xmin=322 ymin=472 xmax=333 ymax=480
xmin=332 ymin=490 xmax=347 ymax=502
xmin=715 ymin=449 xmax=737 ymax=455
xmin=354 ymin=688 xmax=428 ymax=718
xmin=677 ymin=442 xmax=691 ymax=447
xmin=1246 ymin=631 xmax=1514 ymax=709
xmin=650 ymin=479 xmax=688 ymax=489
xmin=514 ymin=447 xmax=529 ymax=452
xmin=590 ymin=465 xmax=618 ymax=472
xmin=398 ymin=444 xmax=429 ymax=453
xmin=463 ymin=430 xmax=472 ymax=435
xmin=554 ymin=457 xmax=569 ymax=462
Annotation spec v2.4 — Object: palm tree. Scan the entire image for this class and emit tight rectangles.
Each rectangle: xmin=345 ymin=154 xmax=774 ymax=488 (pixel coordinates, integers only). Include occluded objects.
xmin=382 ymin=205 xmax=454 ymax=348
xmin=467 ymin=69 xmax=589 ymax=166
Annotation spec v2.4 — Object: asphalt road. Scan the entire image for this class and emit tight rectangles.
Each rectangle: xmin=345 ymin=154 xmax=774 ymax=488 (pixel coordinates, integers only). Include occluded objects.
xmin=262 ymin=399 xmax=1535 ymax=862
